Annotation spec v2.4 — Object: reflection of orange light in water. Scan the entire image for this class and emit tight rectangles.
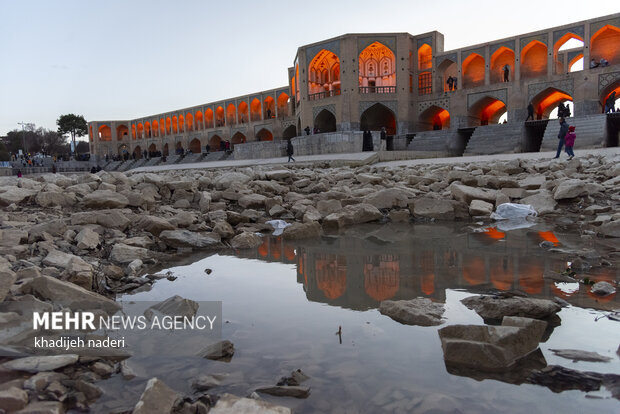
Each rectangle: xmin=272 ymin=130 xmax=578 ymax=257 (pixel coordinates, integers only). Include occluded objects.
xmin=485 ymin=227 xmax=505 ymax=240
xmin=258 ymin=239 xmax=268 ymax=257
xmin=316 ymin=255 xmax=346 ymax=300
xmin=538 ymin=231 xmax=559 ymax=246
xmin=518 ymin=262 xmax=544 ymax=294
xmin=364 ymin=257 xmax=400 ymax=301
xmin=420 ymin=251 xmax=435 ymax=295
xmin=421 ymin=273 xmax=435 ymax=295
xmin=284 ymin=245 xmax=296 ymax=261
xmin=491 ymin=257 xmax=513 ymax=291
xmin=464 ymin=256 xmax=485 ymax=285
xmin=270 ymin=238 xmax=281 ymax=260
xmin=586 ymin=269 xmax=617 ymax=302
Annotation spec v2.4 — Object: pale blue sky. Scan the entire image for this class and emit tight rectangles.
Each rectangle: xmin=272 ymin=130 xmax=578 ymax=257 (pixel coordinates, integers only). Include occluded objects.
xmin=0 ymin=0 xmax=617 ymax=137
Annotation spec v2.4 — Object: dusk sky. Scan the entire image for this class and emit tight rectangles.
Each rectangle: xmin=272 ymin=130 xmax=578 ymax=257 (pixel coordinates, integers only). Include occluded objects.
xmin=1 ymin=0 xmax=617 ymax=138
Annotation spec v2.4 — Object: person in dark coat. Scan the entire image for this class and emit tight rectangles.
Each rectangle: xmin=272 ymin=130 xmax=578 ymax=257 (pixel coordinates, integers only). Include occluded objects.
xmin=380 ymin=127 xmax=387 ymax=141
xmin=286 ymin=140 xmax=295 ymax=162
xmin=554 ymin=117 xmax=569 ymax=159
xmin=503 ymin=64 xmax=510 ymax=82
xmin=362 ymin=130 xmax=372 ymax=151
xmin=526 ymin=103 xmax=534 ymax=121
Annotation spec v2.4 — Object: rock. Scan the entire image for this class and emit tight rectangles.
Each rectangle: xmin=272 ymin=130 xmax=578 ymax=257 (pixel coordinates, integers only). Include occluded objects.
xmin=127 ymin=259 xmax=143 ymax=275
xmin=1 ymin=354 xmax=79 ymax=373
xmin=379 ymin=298 xmax=444 ymax=326
xmin=199 ymin=340 xmax=235 ymax=361
xmin=527 ymin=365 xmax=620 ymax=395
xmin=461 ymin=295 xmax=561 ymax=321
xmin=519 ymin=175 xmax=546 ymax=189
xmin=323 ymin=203 xmax=382 ymax=230
xmin=109 ymin=243 xmax=151 ymax=265
xmin=42 ymin=250 xmax=91 ymax=272
xmin=159 ymin=229 xmax=221 ymax=248
xmin=75 ymin=228 xmax=100 ymax=250
xmin=198 ymin=191 xmax=211 ymax=212
xmin=255 ymin=386 xmax=311 ymax=399
xmin=599 ymin=220 xmax=620 ymax=238
xmin=450 ymin=183 xmax=498 ymax=204
xmin=212 ymin=221 xmax=235 ymax=239
xmin=357 ymin=173 xmax=383 ymax=184
xmin=210 ymin=393 xmax=292 ymax=414
xmin=388 ymin=209 xmax=410 ymax=222
xmin=0 ymin=386 xmax=28 ymax=411
xmin=438 ymin=316 xmax=547 ymax=371
xmin=362 ymin=188 xmax=410 ymax=209
xmin=231 ymin=232 xmax=262 ymax=249
xmin=191 ymin=374 xmax=227 ymax=391
xmin=214 ymin=172 xmax=252 ymax=189
xmin=74 ymin=379 xmax=103 ymax=401
xmin=409 ymin=198 xmax=460 ymax=220
xmin=11 ymin=401 xmax=64 ymax=414
xmin=23 ymin=372 xmax=67 ymax=392
xmin=145 ymin=295 xmax=198 ymax=319
xmin=265 ymin=169 xmax=293 ymax=180
xmin=35 ymin=191 xmax=77 ymax=207
xmin=132 ymin=377 xmax=180 ymax=414
xmin=120 ymin=360 xmax=137 ymax=380
xmin=238 ymin=194 xmax=267 ymax=209
xmin=0 ymin=269 xmax=16 ymax=302
xmin=0 ymin=229 xmax=28 ymax=247
xmin=316 ymin=199 xmax=342 ymax=217
xmin=22 ymin=276 xmax=120 ymax=314
xmin=553 ymin=179 xmax=588 ymax=200
xmin=61 ymin=257 xmax=94 ymax=290
xmin=269 ymin=204 xmax=287 ymax=217
xmin=0 ymin=186 xmax=37 ymax=206
xmin=591 ymin=281 xmax=616 ymax=296
xmin=520 ymin=190 xmax=557 ymax=215
xmin=83 ymin=190 xmax=129 ymax=208
xmin=549 ymin=349 xmax=613 ymax=362
xmin=469 ymin=200 xmax=494 ymax=216
xmin=29 ymin=220 xmax=67 ymax=240
xmin=282 ymin=222 xmax=321 ymax=240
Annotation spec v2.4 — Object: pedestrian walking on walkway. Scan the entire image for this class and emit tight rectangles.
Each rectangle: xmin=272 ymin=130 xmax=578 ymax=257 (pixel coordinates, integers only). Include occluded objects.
xmin=287 ymin=140 xmax=295 ymax=162
xmin=554 ymin=117 xmax=569 ymax=159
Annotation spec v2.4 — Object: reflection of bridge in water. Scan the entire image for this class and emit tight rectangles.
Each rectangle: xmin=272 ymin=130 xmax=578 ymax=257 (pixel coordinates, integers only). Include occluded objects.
xmin=231 ymin=224 xmax=618 ymax=311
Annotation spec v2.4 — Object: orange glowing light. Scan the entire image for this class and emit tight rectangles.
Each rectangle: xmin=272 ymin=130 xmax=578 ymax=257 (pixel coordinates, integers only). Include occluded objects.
xmin=463 ymin=256 xmax=485 ymax=286
xmin=316 ymin=255 xmax=347 ymax=300
xmin=364 ymin=257 xmax=400 ymax=301
xmin=484 ymin=227 xmax=505 ymax=240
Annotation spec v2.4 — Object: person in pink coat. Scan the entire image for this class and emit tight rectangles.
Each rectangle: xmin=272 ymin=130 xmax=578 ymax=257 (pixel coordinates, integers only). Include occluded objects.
xmin=565 ymin=125 xmax=576 ymax=160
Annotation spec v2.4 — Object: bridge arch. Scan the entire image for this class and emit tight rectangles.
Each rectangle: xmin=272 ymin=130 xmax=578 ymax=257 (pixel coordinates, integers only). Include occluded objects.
xmin=360 ymin=103 xmax=396 ymax=134
xmin=172 ymin=116 xmax=178 ymax=134
xmin=468 ymin=96 xmax=507 ymax=126
xmin=189 ymin=138 xmax=201 ymax=154
xmin=144 ymin=122 xmax=151 ymax=138
xmin=178 ymin=115 xmax=185 ymax=133
xmin=226 ymin=104 xmax=236 ymax=125
xmin=531 ymin=87 xmax=573 ymax=119
xmin=462 ymin=53 xmax=485 ymax=88
xmin=308 ymin=49 xmax=341 ymax=97
xmin=282 ymin=125 xmax=297 ymax=140
xmin=277 ymin=93 xmax=289 ymax=117
xmin=314 ymin=109 xmax=337 ymax=133
xmin=186 ymin=113 xmax=193 ymax=132
xmin=99 ymin=125 xmax=112 ymax=141
xmin=215 ymin=106 xmax=225 ymax=127
xmin=419 ymin=105 xmax=450 ymax=131
xmin=359 ymin=41 xmax=396 ymax=90
xmin=209 ymin=134 xmax=222 ymax=150
xmin=137 ymin=123 xmax=144 ymax=139
xmin=238 ymin=101 xmax=248 ymax=123
xmin=116 ymin=125 xmax=128 ymax=141
xmin=152 ymin=120 xmax=159 ymax=137
xmin=256 ymin=128 xmax=273 ymax=141
xmin=438 ymin=58 xmax=457 ymax=92
xmin=364 ymin=255 xmax=400 ymax=302
xmin=205 ymin=108 xmax=214 ymax=128
xmin=490 ymin=47 xmax=515 ymax=83
xmin=231 ymin=132 xmax=246 ymax=144
xmin=163 ymin=143 xmax=169 ymax=156
xmin=133 ymin=145 xmax=142 ymax=159
xmin=521 ymin=40 xmax=548 ymax=79
xmin=591 ymin=24 xmax=620 ymax=66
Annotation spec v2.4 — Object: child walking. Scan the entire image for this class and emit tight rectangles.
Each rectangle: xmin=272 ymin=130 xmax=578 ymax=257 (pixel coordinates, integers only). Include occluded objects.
xmin=565 ymin=125 xmax=576 ymax=160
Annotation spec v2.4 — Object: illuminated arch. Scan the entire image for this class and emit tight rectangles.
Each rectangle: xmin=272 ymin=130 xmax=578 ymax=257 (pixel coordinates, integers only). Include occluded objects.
xmin=590 ymin=24 xmax=620 ymax=66
xmin=282 ymin=125 xmax=296 ymax=140
xmin=195 ymin=111 xmax=203 ymax=130
xmin=131 ymin=124 xmax=136 ymax=139
xmin=215 ymin=106 xmax=224 ymax=127
xmin=418 ymin=44 xmax=432 ymax=71
xmin=133 ymin=145 xmax=142 ymax=159
xmin=419 ymin=105 xmax=450 ymax=131
xmin=554 ymin=33 xmax=584 ymax=73
xmin=256 ymin=128 xmax=273 ymax=141
xmin=151 ymin=120 xmax=158 ymax=137
xmin=314 ymin=109 xmax=336 ymax=133
xmin=568 ymin=54 xmax=584 ymax=72
xmin=166 ymin=117 xmax=171 ymax=135
xmin=468 ymin=96 xmax=507 ymax=126
xmin=277 ymin=93 xmax=289 ymax=117
xmin=186 ymin=113 xmax=193 ymax=132
xmin=264 ymin=96 xmax=275 ymax=118
xmin=364 ymin=255 xmax=400 ymax=301
xmin=360 ymin=103 xmax=396 ymax=134
xmin=238 ymin=101 xmax=248 ymax=123
xmin=308 ymin=49 xmax=341 ymax=96
xmin=116 ymin=125 xmax=128 ymax=141
xmin=172 ymin=116 xmax=178 ymax=134
xmin=250 ymin=98 xmax=261 ymax=122
xmin=189 ymin=138 xmax=201 ymax=154
xmin=316 ymin=254 xmax=347 ymax=300
xmin=205 ymin=108 xmax=214 ymax=128
xmin=359 ymin=41 xmax=396 ymax=90
xmin=530 ymin=87 xmax=573 ymax=119
xmin=438 ymin=58 xmax=457 ymax=92
xmin=137 ymin=123 xmax=144 ymax=139
xmin=179 ymin=115 xmax=184 ymax=132
xmin=490 ymin=47 xmax=515 ymax=83
xmin=98 ymin=125 xmax=111 ymax=141
xmin=226 ymin=104 xmax=236 ymax=125
xmin=89 ymin=125 xmax=93 ymax=142
xmin=209 ymin=134 xmax=222 ymax=150
xmin=144 ymin=122 xmax=151 ymax=138
xmin=295 ymin=63 xmax=300 ymax=102
xmin=462 ymin=53 xmax=485 ymax=88
xmin=521 ymin=40 xmax=548 ymax=79
xmin=159 ymin=118 xmax=165 ymax=136
xmin=231 ymin=132 xmax=246 ymax=144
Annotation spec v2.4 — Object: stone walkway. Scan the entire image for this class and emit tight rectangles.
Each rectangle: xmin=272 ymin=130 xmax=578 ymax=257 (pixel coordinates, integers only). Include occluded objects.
xmin=129 ymin=147 xmax=620 ymax=173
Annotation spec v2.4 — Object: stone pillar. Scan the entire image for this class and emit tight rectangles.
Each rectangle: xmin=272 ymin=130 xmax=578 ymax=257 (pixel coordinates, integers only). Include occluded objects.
xmin=547 ymin=31 xmax=553 ymax=77
xmin=515 ymin=39 xmax=521 ymax=82
xmin=484 ymin=45 xmax=490 ymax=86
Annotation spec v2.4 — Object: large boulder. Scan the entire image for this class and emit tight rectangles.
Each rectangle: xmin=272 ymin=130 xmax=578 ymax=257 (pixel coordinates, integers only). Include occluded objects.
xmin=230 ymin=232 xmax=262 ymax=249
xmin=520 ymin=190 xmax=557 ymax=215
xmin=135 ymin=215 xmax=176 ymax=236
xmin=211 ymin=393 xmax=292 ymax=414
xmin=0 ymin=354 xmax=79 ymax=374
xmin=553 ymin=179 xmax=588 ymax=200
xmin=35 ymin=191 xmax=77 ymax=207
xmin=469 ymin=200 xmax=494 ymax=216
xmin=109 ymin=243 xmax=151 ymax=264
xmin=238 ymin=194 xmax=267 ymax=209
xmin=449 ymin=183 xmax=498 ymax=204
xmin=214 ymin=172 xmax=252 ymax=189
xmin=22 ymin=276 xmax=120 ymax=313
xmin=409 ymin=198 xmax=461 ymax=220
xmin=83 ymin=190 xmax=129 ymax=208
xmin=159 ymin=230 xmax=221 ymax=248
xmin=132 ymin=378 xmax=180 ymax=414
xmin=42 ymin=250 xmax=92 ymax=271
xmin=75 ymin=228 xmax=100 ymax=250
xmin=438 ymin=316 xmax=547 ymax=371
xmin=362 ymin=188 xmax=410 ymax=209
xmin=599 ymin=220 xmax=620 ymax=238
xmin=461 ymin=295 xmax=561 ymax=321
xmin=316 ymin=199 xmax=342 ymax=217
xmin=0 ymin=186 xmax=38 ymax=206
xmin=0 ymin=387 xmax=28 ymax=411
xmin=323 ymin=203 xmax=382 ymax=230
xmin=379 ymin=298 xmax=445 ymax=326
xmin=282 ymin=222 xmax=321 ymax=240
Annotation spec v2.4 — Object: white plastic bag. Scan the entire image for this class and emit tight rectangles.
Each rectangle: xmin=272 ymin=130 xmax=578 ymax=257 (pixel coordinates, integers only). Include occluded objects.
xmin=265 ymin=219 xmax=291 ymax=236
xmin=490 ymin=203 xmax=537 ymax=220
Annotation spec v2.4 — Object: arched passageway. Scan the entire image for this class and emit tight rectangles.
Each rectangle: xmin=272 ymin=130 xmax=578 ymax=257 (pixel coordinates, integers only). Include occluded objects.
xmin=186 ymin=113 xmax=194 ymax=132
xmin=468 ymin=96 xmax=507 ymax=126
xmin=314 ymin=109 xmax=337 ymax=133
xmin=438 ymin=59 xmax=457 ymax=92
xmin=250 ymin=99 xmax=261 ymax=122
xmin=360 ymin=103 xmax=396 ymax=134
xmin=175 ymin=141 xmax=183 ymax=154
xmin=277 ymin=93 xmax=289 ymax=117
xmin=227 ymin=104 xmax=236 ymax=125
xmin=137 ymin=123 xmax=144 ymax=139
xmin=521 ymin=41 xmax=548 ymax=79
xmin=133 ymin=145 xmax=142 ymax=159
xmin=205 ymin=109 xmax=214 ymax=128
xmin=490 ymin=47 xmax=515 ymax=83
xmin=195 ymin=111 xmax=203 ymax=130
xmin=264 ymin=96 xmax=275 ymax=119
xmin=148 ymin=143 xmax=157 ymax=154
xmin=116 ymin=125 xmax=128 ymax=141
xmin=172 ymin=116 xmax=178 ymax=134
xmin=308 ymin=49 xmax=341 ymax=98
xmin=144 ymin=122 xmax=151 ymax=138
xmin=131 ymin=125 xmax=136 ymax=139
xmin=462 ymin=53 xmax=485 ymax=88
xmin=282 ymin=125 xmax=296 ymax=140
xmin=419 ymin=105 xmax=450 ymax=131
xmin=159 ymin=118 xmax=165 ymax=136
xmin=152 ymin=120 xmax=159 ymax=137
xmin=554 ymin=33 xmax=584 ymax=73
xmin=166 ymin=117 xmax=171 ymax=135
xmin=189 ymin=138 xmax=201 ymax=154
xmin=591 ymin=24 xmax=620 ymax=66
xmin=99 ymin=125 xmax=112 ymax=141
xmin=531 ymin=87 xmax=573 ymax=119
xmin=359 ymin=41 xmax=396 ymax=93
xmin=231 ymin=132 xmax=246 ymax=144
xmin=209 ymin=135 xmax=222 ymax=150
xmin=178 ymin=115 xmax=185 ymax=133
xmin=163 ymin=143 xmax=169 ymax=156
xmin=256 ymin=128 xmax=273 ymax=141
xmin=238 ymin=102 xmax=248 ymax=123
xmin=215 ymin=107 xmax=225 ymax=127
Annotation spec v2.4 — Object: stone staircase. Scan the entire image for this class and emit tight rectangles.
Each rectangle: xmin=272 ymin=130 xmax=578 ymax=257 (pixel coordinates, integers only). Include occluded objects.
xmin=117 ymin=160 xmax=138 ymax=171
xmin=406 ymin=130 xmax=451 ymax=156
xmin=104 ymin=161 xmax=123 ymax=171
xmin=540 ymin=114 xmax=607 ymax=151
xmin=159 ymin=155 xmax=183 ymax=165
xmin=203 ymin=152 xmax=229 ymax=162
xmin=179 ymin=153 xmax=205 ymax=164
xmin=463 ymin=123 xmax=524 ymax=155
xmin=143 ymin=157 xmax=162 ymax=167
